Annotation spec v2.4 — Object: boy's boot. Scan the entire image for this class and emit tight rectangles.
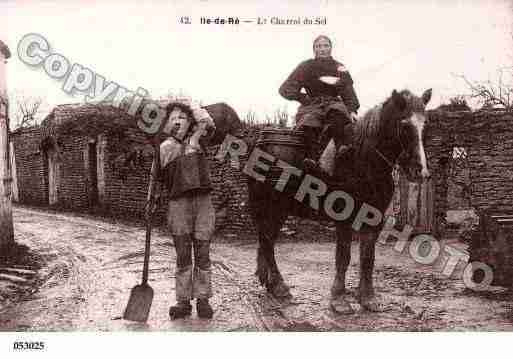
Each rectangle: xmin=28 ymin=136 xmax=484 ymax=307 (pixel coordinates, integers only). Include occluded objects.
xmin=192 ymin=240 xmax=214 ymax=319
xmin=170 ymin=235 xmax=193 ymax=320
xmin=196 ymin=299 xmax=214 ymax=319
xmin=169 ymin=300 xmax=192 ymax=320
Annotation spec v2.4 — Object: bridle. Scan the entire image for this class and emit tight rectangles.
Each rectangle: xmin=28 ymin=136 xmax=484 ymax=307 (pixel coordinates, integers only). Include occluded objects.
xmin=371 ymin=107 xmax=410 ymax=171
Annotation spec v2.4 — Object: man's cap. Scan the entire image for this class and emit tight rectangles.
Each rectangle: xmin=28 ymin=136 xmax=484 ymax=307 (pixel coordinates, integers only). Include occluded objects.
xmin=313 ymin=35 xmax=332 ymax=48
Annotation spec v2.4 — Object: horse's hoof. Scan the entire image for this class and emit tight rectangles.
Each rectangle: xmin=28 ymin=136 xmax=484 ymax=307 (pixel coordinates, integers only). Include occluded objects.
xmin=271 ymin=281 xmax=292 ymax=299
xmin=359 ymin=295 xmax=389 ymax=312
xmin=329 ymin=296 xmax=354 ymax=315
xmin=255 ymin=268 xmax=267 ymax=287
xmin=255 ymin=264 xmax=270 ymax=288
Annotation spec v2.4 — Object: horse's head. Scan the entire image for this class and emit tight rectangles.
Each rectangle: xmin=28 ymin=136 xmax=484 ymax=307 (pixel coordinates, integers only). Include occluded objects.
xmin=388 ymin=88 xmax=432 ymax=182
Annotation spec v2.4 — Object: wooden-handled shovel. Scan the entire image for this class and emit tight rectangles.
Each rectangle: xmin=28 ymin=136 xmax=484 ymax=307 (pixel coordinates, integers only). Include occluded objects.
xmin=123 ymin=144 xmax=161 ymax=322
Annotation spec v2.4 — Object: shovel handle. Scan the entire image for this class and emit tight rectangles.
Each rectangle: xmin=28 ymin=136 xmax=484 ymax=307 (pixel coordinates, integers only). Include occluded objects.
xmin=142 ymin=145 xmax=160 ymax=285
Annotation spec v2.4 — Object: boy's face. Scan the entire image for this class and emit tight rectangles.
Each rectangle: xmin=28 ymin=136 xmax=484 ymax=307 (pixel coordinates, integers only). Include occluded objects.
xmin=164 ymin=107 xmax=191 ymax=141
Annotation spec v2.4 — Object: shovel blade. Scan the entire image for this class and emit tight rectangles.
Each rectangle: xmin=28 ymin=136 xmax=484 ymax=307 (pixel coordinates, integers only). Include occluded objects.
xmin=123 ymin=283 xmax=154 ymax=322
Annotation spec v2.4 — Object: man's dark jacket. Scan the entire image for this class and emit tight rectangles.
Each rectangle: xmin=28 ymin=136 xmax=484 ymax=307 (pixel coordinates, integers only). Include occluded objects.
xmin=279 ymin=56 xmax=360 ymax=114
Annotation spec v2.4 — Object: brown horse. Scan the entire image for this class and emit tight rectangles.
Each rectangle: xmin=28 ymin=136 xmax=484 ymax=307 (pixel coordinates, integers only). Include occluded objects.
xmin=246 ymin=88 xmax=432 ymax=313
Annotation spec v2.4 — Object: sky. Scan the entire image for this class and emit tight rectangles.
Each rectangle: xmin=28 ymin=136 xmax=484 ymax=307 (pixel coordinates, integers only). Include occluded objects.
xmin=1 ymin=0 xmax=512 ymax=124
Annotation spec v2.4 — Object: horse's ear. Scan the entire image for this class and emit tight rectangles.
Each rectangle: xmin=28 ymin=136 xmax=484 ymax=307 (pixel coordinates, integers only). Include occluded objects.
xmin=422 ymin=88 xmax=432 ymax=105
xmin=392 ymin=89 xmax=406 ymax=110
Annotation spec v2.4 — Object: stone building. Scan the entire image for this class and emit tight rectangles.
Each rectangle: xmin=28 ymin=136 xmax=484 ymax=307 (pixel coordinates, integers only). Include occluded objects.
xmin=10 ymin=103 xmax=255 ymax=235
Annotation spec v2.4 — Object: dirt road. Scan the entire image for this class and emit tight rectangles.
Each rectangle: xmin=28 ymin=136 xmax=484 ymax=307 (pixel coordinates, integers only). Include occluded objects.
xmin=1 ymin=206 xmax=513 ymax=331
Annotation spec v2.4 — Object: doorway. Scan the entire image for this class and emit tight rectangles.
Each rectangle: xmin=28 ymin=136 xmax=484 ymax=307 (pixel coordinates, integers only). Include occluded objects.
xmin=46 ymin=146 xmax=59 ymax=205
xmin=399 ymin=173 xmax=435 ymax=235
xmin=88 ymin=141 xmax=99 ymax=206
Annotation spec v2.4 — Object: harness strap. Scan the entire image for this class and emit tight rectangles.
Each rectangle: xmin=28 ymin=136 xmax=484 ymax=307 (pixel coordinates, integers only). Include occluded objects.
xmin=373 ymin=147 xmax=395 ymax=170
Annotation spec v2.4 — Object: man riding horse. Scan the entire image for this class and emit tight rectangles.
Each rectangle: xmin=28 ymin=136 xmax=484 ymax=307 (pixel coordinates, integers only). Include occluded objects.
xmin=279 ymin=35 xmax=360 ymax=170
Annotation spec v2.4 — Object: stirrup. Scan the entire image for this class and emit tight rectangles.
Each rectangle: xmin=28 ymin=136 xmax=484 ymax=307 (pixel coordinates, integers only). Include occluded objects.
xmin=336 ymin=145 xmax=354 ymax=160
xmin=303 ymin=158 xmax=319 ymax=172
xmin=303 ymin=157 xmax=332 ymax=177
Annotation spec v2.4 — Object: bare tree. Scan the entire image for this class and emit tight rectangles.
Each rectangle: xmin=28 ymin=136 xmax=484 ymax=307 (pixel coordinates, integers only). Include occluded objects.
xmin=9 ymin=92 xmax=45 ymax=129
xmin=160 ymin=89 xmax=191 ymax=104
xmin=243 ymin=107 xmax=289 ymax=128
xmin=0 ymin=91 xmax=10 ymax=133
xmin=456 ymin=67 xmax=513 ymax=110
xmin=455 ymin=34 xmax=513 ymax=110
xmin=436 ymin=95 xmax=471 ymax=112
xmin=243 ymin=109 xmax=257 ymax=126
xmin=274 ymin=107 xmax=289 ymax=127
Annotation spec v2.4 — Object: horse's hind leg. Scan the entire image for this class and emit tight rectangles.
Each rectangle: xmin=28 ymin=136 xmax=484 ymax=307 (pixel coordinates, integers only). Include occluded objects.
xmin=248 ymin=180 xmax=291 ymax=299
xmin=256 ymin=210 xmax=291 ymax=299
xmin=330 ymin=224 xmax=354 ymax=314
xmin=249 ymin=183 xmax=271 ymax=289
xmin=255 ymin=239 xmax=269 ymax=287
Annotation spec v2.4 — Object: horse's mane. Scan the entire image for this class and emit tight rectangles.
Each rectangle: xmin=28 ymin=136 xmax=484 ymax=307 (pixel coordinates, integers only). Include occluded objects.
xmin=353 ymin=103 xmax=384 ymax=159
xmin=352 ymin=89 xmax=414 ymax=159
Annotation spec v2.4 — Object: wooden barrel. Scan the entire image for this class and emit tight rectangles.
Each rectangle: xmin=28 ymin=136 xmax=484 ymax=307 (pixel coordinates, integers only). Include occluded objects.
xmin=204 ymin=102 xmax=243 ymax=146
xmin=143 ymin=102 xmax=242 ymax=146
xmin=256 ymin=128 xmax=305 ymax=167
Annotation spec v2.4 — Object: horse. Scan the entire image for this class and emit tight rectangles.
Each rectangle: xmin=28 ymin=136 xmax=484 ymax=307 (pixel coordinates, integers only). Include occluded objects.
xmin=246 ymin=88 xmax=432 ymax=313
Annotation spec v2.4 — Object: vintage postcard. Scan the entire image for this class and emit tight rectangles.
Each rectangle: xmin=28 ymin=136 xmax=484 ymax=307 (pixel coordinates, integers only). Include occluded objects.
xmin=1 ymin=0 xmax=512 ymax=357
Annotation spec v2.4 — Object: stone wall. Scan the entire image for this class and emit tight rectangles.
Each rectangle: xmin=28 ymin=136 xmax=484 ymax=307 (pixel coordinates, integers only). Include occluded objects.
xmin=10 ymin=104 xmax=257 ymax=235
xmin=10 ymin=105 xmax=513 ymax=238
xmin=446 ymin=166 xmax=471 ymax=210
xmin=10 ymin=127 xmax=47 ymax=205
xmin=424 ymin=110 xmax=513 ymax=224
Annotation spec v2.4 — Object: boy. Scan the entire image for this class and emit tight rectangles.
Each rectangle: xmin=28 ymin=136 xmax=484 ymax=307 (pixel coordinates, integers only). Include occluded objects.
xmin=159 ymin=100 xmax=216 ymax=319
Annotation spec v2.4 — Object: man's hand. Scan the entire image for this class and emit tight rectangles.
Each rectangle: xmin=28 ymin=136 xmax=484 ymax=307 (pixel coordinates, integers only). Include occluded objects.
xmin=350 ymin=112 xmax=358 ymax=122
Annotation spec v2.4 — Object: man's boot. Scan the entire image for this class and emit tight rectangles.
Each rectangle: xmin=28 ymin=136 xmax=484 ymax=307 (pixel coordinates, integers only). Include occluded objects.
xmin=336 ymin=144 xmax=354 ymax=162
xmin=301 ymin=126 xmax=321 ymax=171
xmin=327 ymin=111 xmax=354 ymax=165
xmin=335 ymin=125 xmax=355 ymax=164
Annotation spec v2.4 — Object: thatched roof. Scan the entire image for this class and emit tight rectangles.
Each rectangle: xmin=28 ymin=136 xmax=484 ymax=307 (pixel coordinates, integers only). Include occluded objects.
xmin=0 ymin=40 xmax=11 ymax=59
xmin=39 ymin=99 xmax=187 ymax=143
xmin=39 ymin=100 xmax=244 ymax=146
xmin=42 ymin=102 xmax=134 ymax=126
xmin=40 ymin=102 xmax=142 ymax=140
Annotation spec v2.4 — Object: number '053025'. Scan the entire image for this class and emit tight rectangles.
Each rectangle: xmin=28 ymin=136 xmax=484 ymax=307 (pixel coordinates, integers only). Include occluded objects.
xmin=13 ymin=341 xmax=45 ymax=350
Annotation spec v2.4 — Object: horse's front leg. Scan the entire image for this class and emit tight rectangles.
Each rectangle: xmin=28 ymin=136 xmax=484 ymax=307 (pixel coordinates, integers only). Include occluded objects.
xmin=358 ymin=231 xmax=387 ymax=312
xmin=330 ymin=224 xmax=354 ymax=314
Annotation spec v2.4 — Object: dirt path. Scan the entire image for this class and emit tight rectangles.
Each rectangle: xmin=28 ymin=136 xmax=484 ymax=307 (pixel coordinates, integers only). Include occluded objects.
xmin=1 ymin=206 xmax=513 ymax=331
